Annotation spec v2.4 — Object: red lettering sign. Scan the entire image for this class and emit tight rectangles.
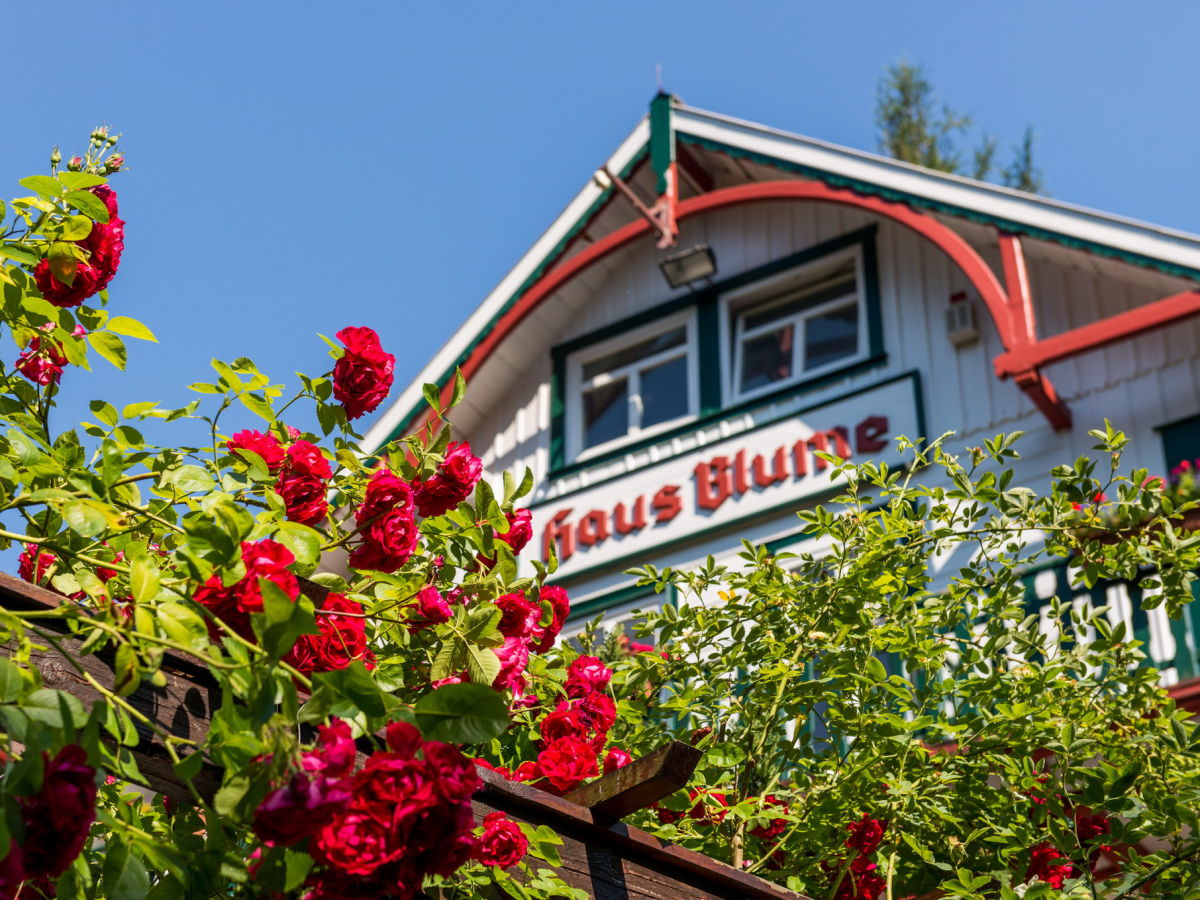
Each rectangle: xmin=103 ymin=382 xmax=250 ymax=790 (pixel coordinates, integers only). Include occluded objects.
xmin=539 ymin=414 xmax=891 ymax=561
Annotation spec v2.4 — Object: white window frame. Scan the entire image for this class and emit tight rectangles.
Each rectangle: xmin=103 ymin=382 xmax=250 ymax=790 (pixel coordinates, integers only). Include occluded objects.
xmin=564 ymin=310 xmax=699 ymax=463
xmin=720 ymin=246 xmax=867 ymax=406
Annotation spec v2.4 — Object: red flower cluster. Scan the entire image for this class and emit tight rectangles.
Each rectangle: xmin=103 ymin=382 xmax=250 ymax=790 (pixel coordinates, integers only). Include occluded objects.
xmin=333 ymin=326 xmax=394 ymax=421
xmin=254 ymin=720 xmax=481 ymax=899
xmin=496 ymin=508 xmax=533 ymax=554
xmin=225 ymin=429 xmax=331 ymax=526
xmin=17 ymin=543 xmax=126 ymax=608
xmin=748 ymin=794 xmax=789 ymax=840
xmin=285 ymin=592 xmax=373 ymax=675
xmin=15 ymin=323 xmax=86 ymax=386
xmin=824 ymin=815 xmax=887 ymax=900
xmin=278 ymin=440 xmax=333 ymax=526
xmin=413 ymin=442 xmax=482 ymax=518
xmin=0 ymin=745 xmax=98 ymax=897
xmin=508 ymin=655 xmax=615 ymax=795
xmin=33 ymin=184 xmax=124 ymax=307
xmin=1025 ymin=843 xmax=1073 ymax=890
xmin=473 ymin=812 xmax=528 ymax=869
xmin=348 ymin=468 xmax=420 ymax=573
xmin=194 ymin=539 xmax=299 ymax=638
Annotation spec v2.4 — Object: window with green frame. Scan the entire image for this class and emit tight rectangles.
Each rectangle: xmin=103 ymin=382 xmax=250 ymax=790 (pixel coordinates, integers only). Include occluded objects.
xmin=1160 ymin=412 xmax=1200 ymax=473
xmin=548 ymin=226 xmax=884 ymax=476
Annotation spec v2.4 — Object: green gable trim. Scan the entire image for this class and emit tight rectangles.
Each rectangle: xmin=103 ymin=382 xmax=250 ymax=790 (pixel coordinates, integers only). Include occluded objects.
xmin=678 ymin=133 xmax=1200 ymax=283
xmin=375 ymin=145 xmax=651 ymax=450
xmin=650 ymin=92 xmax=675 ymax=196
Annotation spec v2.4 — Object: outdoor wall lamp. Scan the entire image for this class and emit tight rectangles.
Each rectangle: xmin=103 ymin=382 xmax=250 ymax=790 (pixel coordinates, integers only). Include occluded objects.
xmin=659 ymin=244 xmax=717 ymax=289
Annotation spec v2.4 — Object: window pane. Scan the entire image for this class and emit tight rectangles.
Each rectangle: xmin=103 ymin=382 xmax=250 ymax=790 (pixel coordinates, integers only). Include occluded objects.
xmin=804 ymin=303 xmax=859 ymax=370
xmin=583 ymin=378 xmax=628 ymax=449
xmin=582 ymin=327 xmax=686 ymax=380
xmin=639 ymin=355 xmax=689 ymax=427
xmin=740 ymin=325 xmax=794 ymax=393
xmin=742 ymin=267 xmax=856 ymax=331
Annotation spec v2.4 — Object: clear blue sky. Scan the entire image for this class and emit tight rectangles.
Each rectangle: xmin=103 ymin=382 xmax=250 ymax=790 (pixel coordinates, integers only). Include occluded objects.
xmin=1 ymin=0 xmax=1196 ymax=442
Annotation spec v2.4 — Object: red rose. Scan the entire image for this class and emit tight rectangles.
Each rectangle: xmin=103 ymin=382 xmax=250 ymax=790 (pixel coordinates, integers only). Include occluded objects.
xmin=236 ymin=539 xmax=299 ymax=613
xmin=254 ymin=771 xmax=352 ymax=847
xmin=576 ymin=690 xmax=616 ymax=739
xmin=538 ymin=702 xmax=590 ymax=746
xmin=275 ymin=440 xmax=332 ymax=526
xmin=385 ymin=721 xmax=422 ymax=758
xmin=286 ymin=593 xmax=371 ymax=675
xmin=474 ymin=812 xmax=528 ymax=868
xmin=17 ymin=543 xmax=56 ymax=584
xmin=496 ymin=508 xmax=533 ymax=554
xmin=845 ymin=815 xmax=886 ymax=855
xmin=332 ymin=326 xmax=394 ymax=420
xmin=1025 ymin=843 xmax=1073 ymax=890
xmin=303 ymin=719 xmax=357 ymax=779
xmin=33 ymin=258 xmax=102 ymax=307
xmin=227 ymin=429 xmax=286 ymax=472
xmin=286 ymin=440 xmax=333 ymax=479
xmin=19 ymin=745 xmax=97 ymax=879
xmin=278 ymin=473 xmax=329 ymax=525
xmin=413 ymin=441 xmax=482 ymax=518
xmin=495 ymin=591 xmax=540 ymax=640
xmin=349 ymin=469 xmax=420 ymax=573
xmin=313 ymin=810 xmax=403 ymax=877
xmin=195 ymin=539 xmax=298 ymax=637
xmin=15 ymin=324 xmax=77 ymax=386
xmin=604 ymin=747 xmax=633 ymax=773
xmin=536 ymin=736 xmax=598 ymax=794
xmin=492 ymin=636 xmax=529 ymax=694
xmin=408 ymin=585 xmax=452 ymax=631
xmin=566 ymin=655 xmax=612 ymax=697
xmin=529 ymin=585 xmax=570 ymax=653
xmin=81 ymin=209 xmax=124 ymax=291
xmin=749 ymin=794 xmax=789 ymax=840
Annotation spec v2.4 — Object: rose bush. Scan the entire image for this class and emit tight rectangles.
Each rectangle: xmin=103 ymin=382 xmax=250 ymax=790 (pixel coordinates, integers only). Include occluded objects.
xmin=0 ymin=131 xmax=596 ymax=900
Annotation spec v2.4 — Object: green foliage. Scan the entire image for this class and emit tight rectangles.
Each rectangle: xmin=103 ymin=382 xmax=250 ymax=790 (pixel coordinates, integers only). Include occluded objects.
xmin=0 ymin=132 xmax=574 ymax=900
xmin=609 ymin=429 xmax=1200 ymax=898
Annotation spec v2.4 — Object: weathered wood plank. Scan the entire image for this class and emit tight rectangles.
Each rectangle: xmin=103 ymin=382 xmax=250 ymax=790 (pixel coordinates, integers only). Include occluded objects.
xmin=563 ymin=740 xmax=701 ymax=820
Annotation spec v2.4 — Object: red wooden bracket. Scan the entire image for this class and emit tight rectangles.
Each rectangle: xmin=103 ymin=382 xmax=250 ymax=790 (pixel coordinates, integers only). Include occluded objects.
xmin=992 ymin=231 xmax=1200 ymax=432
xmin=993 ymin=233 xmax=1072 ymax=431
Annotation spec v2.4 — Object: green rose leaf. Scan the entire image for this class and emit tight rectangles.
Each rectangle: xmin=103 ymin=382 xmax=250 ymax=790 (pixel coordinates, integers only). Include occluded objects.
xmin=0 ymin=658 xmax=27 ymax=704
xmin=254 ymin=580 xmax=318 ymax=661
xmin=63 ymin=498 xmax=114 ymax=537
xmin=19 ymin=175 xmax=64 ymax=199
xmin=106 ymin=316 xmax=158 ymax=342
xmin=102 ymin=840 xmax=150 ymax=900
xmin=305 ymin=662 xmax=389 ymax=720
xmin=64 ymin=188 xmax=111 ymax=223
xmin=88 ymin=330 xmax=128 ymax=370
xmin=414 ymin=681 xmax=509 ymax=744
xmin=274 ymin=521 xmax=322 ymax=570
xmin=130 ymin=555 xmax=161 ymax=603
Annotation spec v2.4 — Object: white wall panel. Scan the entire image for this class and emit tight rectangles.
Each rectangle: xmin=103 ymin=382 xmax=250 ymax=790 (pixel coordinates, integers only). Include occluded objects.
xmin=453 ymin=201 xmax=1200 ymax=598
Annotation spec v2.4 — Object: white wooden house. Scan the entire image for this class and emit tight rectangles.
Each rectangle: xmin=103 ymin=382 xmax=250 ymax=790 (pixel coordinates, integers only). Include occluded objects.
xmin=365 ymin=95 xmax=1200 ymax=705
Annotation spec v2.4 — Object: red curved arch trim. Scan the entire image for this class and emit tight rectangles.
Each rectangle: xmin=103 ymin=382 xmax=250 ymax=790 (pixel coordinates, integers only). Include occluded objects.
xmin=429 ymin=180 xmax=1016 ymax=421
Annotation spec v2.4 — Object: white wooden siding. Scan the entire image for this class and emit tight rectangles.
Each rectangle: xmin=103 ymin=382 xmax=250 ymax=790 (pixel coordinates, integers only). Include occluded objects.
xmin=454 ymin=201 xmax=1200 ymax=600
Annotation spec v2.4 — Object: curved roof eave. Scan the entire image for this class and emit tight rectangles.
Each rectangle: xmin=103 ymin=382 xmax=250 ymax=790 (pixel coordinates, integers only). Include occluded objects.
xmin=366 ymin=103 xmax=1200 ymax=453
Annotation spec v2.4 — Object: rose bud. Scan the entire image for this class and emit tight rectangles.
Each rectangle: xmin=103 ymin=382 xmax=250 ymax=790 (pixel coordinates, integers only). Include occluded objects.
xmin=67 ymin=157 xmax=83 ymax=171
